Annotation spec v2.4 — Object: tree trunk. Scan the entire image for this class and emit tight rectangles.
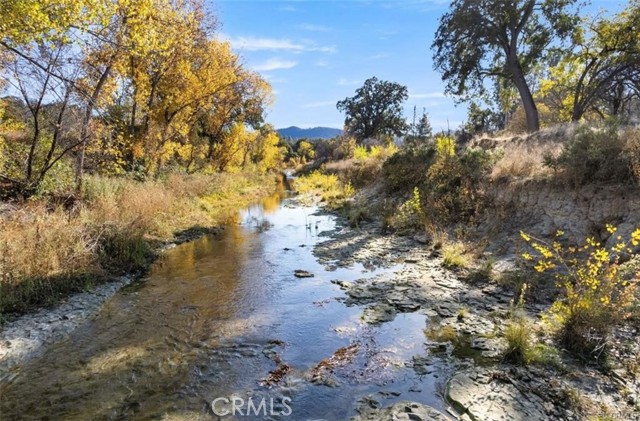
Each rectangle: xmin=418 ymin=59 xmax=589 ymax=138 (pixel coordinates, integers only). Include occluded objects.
xmin=129 ymin=57 xmax=137 ymax=138
xmin=507 ymin=55 xmax=539 ymax=132
xmin=76 ymin=63 xmax=113 ymax=192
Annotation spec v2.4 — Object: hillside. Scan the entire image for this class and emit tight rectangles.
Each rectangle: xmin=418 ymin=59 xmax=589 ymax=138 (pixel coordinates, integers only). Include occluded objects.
xmin=277 ymin=126 xmax=342 ymax=140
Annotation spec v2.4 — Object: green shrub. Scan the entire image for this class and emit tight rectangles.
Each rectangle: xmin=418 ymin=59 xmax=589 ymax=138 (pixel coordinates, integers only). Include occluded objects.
xmin=422 ymin=142 xmax=496 ymax=225
xmin=384 ymin=141 xmax=495 ymax=226
xmin=99 ymin=230 xmax=152 ymax=272
xmin=387 ymin=187 xmax=425 ymax=232
xmin=467 ymin=258 xmax=495 ymax=283
xmin=382 ymin=146 xmax=436 ymax=193
xmin=544 ymin=123 xmax=640 ymax=185
xmin=503 ymin=284 xmax=563 ymax=367
xmin=504 ymin=316 xmax=534 ymax=364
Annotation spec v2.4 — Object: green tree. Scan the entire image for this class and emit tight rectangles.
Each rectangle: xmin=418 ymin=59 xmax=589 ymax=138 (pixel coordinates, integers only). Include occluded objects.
xmin=538 ymin=3 xmax=640 ymax=122
xmin=406 ymin=107 xmax=433 ymax=147
xmin=336 ymin=77 xmax=409 ymax=141
xmin=465 ymin=102 xmax=504 ymax=134
xmin=432 ymin=0 xmax=579 ymax=133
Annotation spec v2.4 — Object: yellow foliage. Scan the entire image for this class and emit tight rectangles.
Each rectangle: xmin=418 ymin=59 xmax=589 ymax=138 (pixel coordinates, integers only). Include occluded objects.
xmin=435 ymin=135 xmax=455 ymax=158
xmin=521 ymin=228 xmax=639 ymax=354
xmin=294 ymin=170 xmax=354 ymax=208
xmin=254 ymin=131 xmax=284 ymax=172
xmin=354 ymin=144 xmax=398 ymax=161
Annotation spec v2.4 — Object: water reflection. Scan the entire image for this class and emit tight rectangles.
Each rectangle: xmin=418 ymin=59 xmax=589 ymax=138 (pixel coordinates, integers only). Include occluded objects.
xmin=1 ymin=195 xmax=291 ymax=420
xmin=0 ymin=190 xmax=448 ymax=420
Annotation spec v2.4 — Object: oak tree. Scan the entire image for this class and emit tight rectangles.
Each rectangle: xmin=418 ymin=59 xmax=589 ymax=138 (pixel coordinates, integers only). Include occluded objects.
xmin=432 ymin=0 xmax=579 ymax=132
xmin=337 ymin=77 xmax=409 ymax=141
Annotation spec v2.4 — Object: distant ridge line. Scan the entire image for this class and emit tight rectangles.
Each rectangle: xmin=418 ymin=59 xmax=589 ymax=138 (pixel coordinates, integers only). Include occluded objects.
xmin=277 ymin=126 xmax=342 ymax=140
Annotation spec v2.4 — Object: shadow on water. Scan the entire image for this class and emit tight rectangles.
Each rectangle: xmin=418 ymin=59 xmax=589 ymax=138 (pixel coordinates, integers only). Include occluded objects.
xmin=0 ymin=187 xmax=452 ymax=420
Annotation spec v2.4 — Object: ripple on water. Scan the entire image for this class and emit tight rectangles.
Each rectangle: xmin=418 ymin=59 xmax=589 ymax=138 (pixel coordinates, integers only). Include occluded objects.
xmin=0 ymin=196 xmax=453 ymax=420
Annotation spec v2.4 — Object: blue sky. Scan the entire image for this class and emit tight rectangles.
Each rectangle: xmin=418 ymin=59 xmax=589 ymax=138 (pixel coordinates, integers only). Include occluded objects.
xmin=212 ymin=0 xmax=628 ymax=131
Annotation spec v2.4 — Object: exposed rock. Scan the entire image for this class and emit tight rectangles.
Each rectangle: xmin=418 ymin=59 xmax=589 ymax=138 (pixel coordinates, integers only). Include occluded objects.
xmin=293 ymin=269 xmax=314 ymax=278
xmin=409 ymin=356 xmax=436 ymax=376
xmin=362 ymin=304 xmax=397 ymax=324
xmin=309 ymin=343 xmax=359 ymax=386
xmin=481 ymin=182 xmax=640 ymax=251
xmin=0 ymin=275 xmax=133 ymax=376
xmin=352 ymin=401 xmax=451 ymax=421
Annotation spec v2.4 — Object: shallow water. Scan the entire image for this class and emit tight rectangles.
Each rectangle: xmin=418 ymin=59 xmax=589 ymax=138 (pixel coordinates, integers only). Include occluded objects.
xmin=0 ymin=192 xmax=452 ymax=420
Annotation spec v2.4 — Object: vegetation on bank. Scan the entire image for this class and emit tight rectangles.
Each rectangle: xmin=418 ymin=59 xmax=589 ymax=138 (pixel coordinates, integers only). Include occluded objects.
xmin=0 ymin=0 xmax=286 ymax=200
xmin=294 ymin=121 xmax=640 ymax=365
xmin=0 ymin=172 xmax=275 ymax=315
xmin=0 ymin=1 xmax=291 ymax=316
xmin=521 ymin=227 xmax=639 ymax=360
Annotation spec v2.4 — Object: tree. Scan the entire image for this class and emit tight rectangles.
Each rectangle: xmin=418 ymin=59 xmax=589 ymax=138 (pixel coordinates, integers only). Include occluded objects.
xmin=405 ymin=107 xmax=433 ymax=147
xmin=465 ymin=102 xmax=505 ymax=134
xmin=336 ymin=77 xmax=409 ymax=141
xmin=0 ymin=0 xmax=275 ymax=197
xmin=538 ymin=4 xmax=640 ymax=122
xmin=416 ymin=110 xmax=433 ymax=139
xmin=295 ymin=139 xmax=315 ymax=163
xmin=0 ymin=41 xmax=84 ymax=195
xmin=432 ymin=0 xmax=579 ymax=132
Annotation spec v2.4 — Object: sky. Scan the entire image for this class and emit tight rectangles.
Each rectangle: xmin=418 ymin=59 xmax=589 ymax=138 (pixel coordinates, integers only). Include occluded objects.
xmin=211 ymin=0 xmax=629 ymax=131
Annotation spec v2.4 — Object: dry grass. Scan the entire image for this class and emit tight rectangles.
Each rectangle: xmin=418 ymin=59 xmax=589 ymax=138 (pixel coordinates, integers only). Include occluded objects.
xmin=472 ymin=126 xmax=572 ymax=180
xmin=442 ymin=240 xmax=473 ymax=269
xmin=0 ymin=172 xmax=275 ymax=314
xmin=473 ymin=123 xmax=640 ymax=183
xmin=491 ymin=142 xmax=563 ymax=179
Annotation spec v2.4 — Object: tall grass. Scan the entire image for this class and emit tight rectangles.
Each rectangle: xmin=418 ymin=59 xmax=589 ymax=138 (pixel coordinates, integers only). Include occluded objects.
xmin=0 ymin=172 xmax=274 ymax=314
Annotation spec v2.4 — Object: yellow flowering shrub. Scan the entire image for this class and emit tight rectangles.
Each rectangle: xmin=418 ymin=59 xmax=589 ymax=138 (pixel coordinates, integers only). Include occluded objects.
xmin=521 ymin=226 xmax=639 ymax=356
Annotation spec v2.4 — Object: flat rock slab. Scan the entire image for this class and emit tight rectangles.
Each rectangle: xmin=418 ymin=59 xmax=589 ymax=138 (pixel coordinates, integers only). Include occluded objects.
xmin=447 ymin=369 xmax=550 ymax=421
xmin=0 ymin=276 xmax=133 ymax=377
xmin=294 ymin=269 xmax=314 ymax=278
xmin=353 ymin=401 xmax=451 ymax=421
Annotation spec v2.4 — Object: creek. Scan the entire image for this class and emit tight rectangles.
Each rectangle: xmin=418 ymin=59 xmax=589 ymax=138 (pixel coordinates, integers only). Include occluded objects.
xmin=0 ymin=191 xmax=452 ymax=420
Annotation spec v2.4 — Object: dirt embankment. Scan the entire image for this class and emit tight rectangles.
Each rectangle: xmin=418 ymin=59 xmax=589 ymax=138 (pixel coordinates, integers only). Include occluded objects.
xmin=479 ymin=181 xmax=640 ymax=251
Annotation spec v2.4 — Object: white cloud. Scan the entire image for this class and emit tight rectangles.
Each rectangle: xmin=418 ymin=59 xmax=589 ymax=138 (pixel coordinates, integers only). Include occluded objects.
xmin=221 ymin=35 xmax=336 ymax=54
xmin=302 ymin=100 xmax=336 ymax=109
xmin=315 ymin=60 xmax=329 ymax=67
xmin=297 ymin=23 xmax=332 ymax=32
xmin=225 ymin=36 xmax=303 ymax=51
xmin=409 ymin=92 xmax=446 ymax=99
xmin=337 ymin=78 xmax=361 ymax=86
xmin=253 ymin=58 xmax=297 ymax=72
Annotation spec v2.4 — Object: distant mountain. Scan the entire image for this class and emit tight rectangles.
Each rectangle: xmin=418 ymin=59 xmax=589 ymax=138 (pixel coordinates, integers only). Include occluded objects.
xmin=277 ymin=126 xmax=342 ymax=140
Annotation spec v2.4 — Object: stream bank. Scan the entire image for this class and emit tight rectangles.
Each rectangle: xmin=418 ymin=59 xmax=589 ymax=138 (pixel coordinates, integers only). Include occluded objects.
xmin=1 ymin=184 xmax=638 ymax=420
xmin=314 ymin=208 xmax=639 ymax=421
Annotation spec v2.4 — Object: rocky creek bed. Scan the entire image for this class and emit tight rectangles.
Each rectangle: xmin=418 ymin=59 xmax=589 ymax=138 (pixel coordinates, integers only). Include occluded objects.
xmin=1 ymin=200 xmax=638 ymax=420
xmin=312 ymin=212 xmax=640 ymax=421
